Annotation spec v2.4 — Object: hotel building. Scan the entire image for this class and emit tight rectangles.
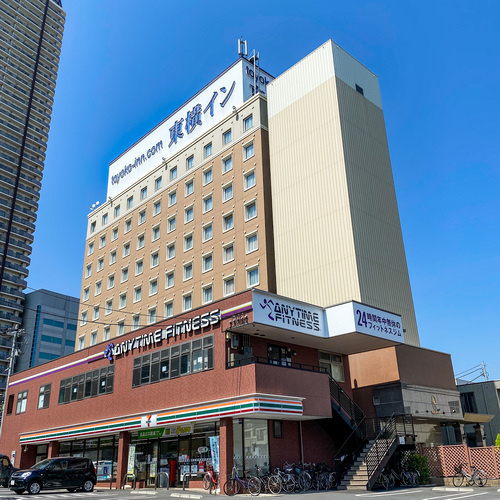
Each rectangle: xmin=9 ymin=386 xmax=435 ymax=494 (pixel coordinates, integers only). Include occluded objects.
xmin=0 ymin=0 xmax=65 ymax=406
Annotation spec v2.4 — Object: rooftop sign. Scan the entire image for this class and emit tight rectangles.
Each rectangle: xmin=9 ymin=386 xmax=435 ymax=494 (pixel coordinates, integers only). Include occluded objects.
xmin=107 ymin=59 xmax=273 ymax=198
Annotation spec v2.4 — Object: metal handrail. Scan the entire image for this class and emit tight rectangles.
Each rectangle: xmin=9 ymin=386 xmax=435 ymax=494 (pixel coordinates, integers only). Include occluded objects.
xmin=155 ymin=472 xmax=169 ymax=490
xmin=328 ymin=376 xmax=365 ymax=428
xmin=226 ymin=355 xmax=328 ymax=374
xmin=121 ymin=474 xmax=136 ymax=490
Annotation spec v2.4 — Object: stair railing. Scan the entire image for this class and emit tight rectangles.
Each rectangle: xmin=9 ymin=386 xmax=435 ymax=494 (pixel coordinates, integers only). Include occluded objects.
xmin=328 ymin=375 xmax=365 ymax=428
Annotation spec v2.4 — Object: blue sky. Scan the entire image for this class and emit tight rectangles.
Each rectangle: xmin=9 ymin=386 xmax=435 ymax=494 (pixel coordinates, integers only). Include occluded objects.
xmin=27 ymin=1 xmax=499 ymax=380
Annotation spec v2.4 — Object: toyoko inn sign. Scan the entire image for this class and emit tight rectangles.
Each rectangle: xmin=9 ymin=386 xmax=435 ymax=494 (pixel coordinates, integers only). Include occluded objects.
xmin=107 ymin=59 xmax=273 ymax=198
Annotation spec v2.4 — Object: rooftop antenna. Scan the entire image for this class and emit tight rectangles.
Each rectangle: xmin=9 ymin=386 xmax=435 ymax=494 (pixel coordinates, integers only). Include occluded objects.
xmin=238 ymin=37 xmax=247 ymax=57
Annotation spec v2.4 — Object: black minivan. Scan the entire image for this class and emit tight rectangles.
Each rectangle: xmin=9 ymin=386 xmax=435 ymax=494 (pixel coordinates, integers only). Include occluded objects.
xmin=9 ymin=457 xmax=96 ymax=495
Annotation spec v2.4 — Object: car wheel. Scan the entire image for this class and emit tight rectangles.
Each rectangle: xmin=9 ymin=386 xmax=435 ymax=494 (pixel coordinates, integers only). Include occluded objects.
xmin=28 ymin=480 xmax=42 ymax=495
xmin=82 ymin=479 xmax=94 ymax=492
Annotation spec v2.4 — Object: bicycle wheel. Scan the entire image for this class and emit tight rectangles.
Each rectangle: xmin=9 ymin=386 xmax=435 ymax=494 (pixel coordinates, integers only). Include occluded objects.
xmin=452 ymin=473 xmax=464 ymax=487
xmin=379 ymin=473 xmax=389 ymax=490
xmin=247 ymin=476 xmax=261 ymax=496
xmin=267 ymin=475 xmax=282 ymax=495
xmin=473 ymin=469 xmax=488 ymax=487
xmin=282 ymin=474 xmax=296 ymax=493
xmin=387 ymin=473 xmax=395 ymax=490
xmin=298 ymin=471 xmax=311 ymax=491
xmin=224 ymin=478 xmax=241 ymax=496
xmin=401 ymin=471 xmax=412 ymax=486
xmin=328 ymin=472 xmax=337 ymax=489
xmin=203 ymin=473 xmax=211 ymax=490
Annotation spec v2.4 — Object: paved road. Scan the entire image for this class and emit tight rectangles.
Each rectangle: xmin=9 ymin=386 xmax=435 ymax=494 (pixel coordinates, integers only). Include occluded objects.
xmin=0 ymin=486 xmax=499 ymax=500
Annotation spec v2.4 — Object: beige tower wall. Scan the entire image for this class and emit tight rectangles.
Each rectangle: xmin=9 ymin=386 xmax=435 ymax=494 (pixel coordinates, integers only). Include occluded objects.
xmin=267 ymin=40 xmax=419 ymax=345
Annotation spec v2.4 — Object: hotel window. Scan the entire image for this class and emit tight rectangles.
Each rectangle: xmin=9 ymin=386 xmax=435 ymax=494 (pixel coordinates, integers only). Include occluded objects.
xmin=140 ymin=187 xmax=147 ymax=200
xmin=153 ymin=200 xmax=161 ymax=215
xmin=319 ymin=352 xmax=344 ymax=382
xmin=222 ymin=183 xmax=233 ymax=202
xmin=90 ymin=332 xmax=97 ymax=346
xmin=185 ymin=179 xmax=194 ymax=196
xmin=87 ymin=242 xmax=94 ymax=255
xmin=139 ymin=210 xmax=146 ymax=225
xmin=185 ymin=206 xmax=194 ymax=223
xmin=85 ymin=264 xmax=92 ymax=278
xmin=223 ymin=155 xmax=232 ymax=173
xmin=108 ymin=274 xmax=115 ymax=289
xmin=148 ymin=307 xmax=157 ymax=324
xmin=150 ymin=279 xmax=158 ymax=296
xmin=164 ymin=301 xmax=174 ymax=318
xmin=118 ymin=321 xmax=125 ymax=336
xmin=90 ymin=221 xmax=96 ymax=233
xmin=183 ymin=294 xmax=192 ymax=311
xmin=152 ymin=225 xmax=160 ymax=241
xmin=112 ymin=227 xmax=118 ymax=241
xmin=170 ymin=166 xmax=177 ymax=180
xmin=38 ymin=384 xmax=51 ymax=410
xmin=133 ymin=315 xmax=140 ymax=330
xmin=97 ymin=257 xmax=104 ymax=271
xmin=93 ymin=306 xmax=99 ymax=320
xmin=119 ymin=293 xmax=127 ymax=309
xmin=134 ymin=286 xmax=142 ymax=303
xmin=103 ymin=327 xmax=110 ymax=341
xmin=168 ymin=190 xmax=177 ymax=206
xmin=244 ymin=114 xmax=253 ymax=131
xmin=203 ymin=167 xmax=212 ymax=185
xmin=223 ymin=243 xmax=234 ymax=263
xmin=223 ymin=212 xmax=234 ymax=231
xmin=123 ymin=242 xmax=130 ymax=257
xmin=99 ymin=235 xmax=106 ymax=248
xmin=102 ymin=213 xmax=108 ymax=225
xmin=167 ymin=216 xmax=176 ymax=233
xmin=246 ymin=232 xmax=258 ymax=253
xmin=184 ymin=233 xmax=193 ymax=251
xmin=245 ymin=200 xmax=257 ymax=221
xmin=151 ymin=251 xmax=159 ymax=268
xmin=202 ymin=253 xmax=213 ymax=272
xmin=167 ymin=242 xmax=175 ymax=259
xmin=127 ymin=196 xmax=134 ymax=209
xmin=83 ymin=287 xmax=89 ymax=301
xmin=114 ymin=205 xmax=120 ymax=218
xmin=121 ymin=267 xmax=128 ymax=282
xmin=223 ymin=129 xmax=232 ymax=145
xmin=80 ymin=311 xmax=87 ymax=326
xmin=166 ymin=271 xmax=175 ymax=289
xmin=203 ymin=195 xmax=213 ymax=213
xmin=16 ymin=390 xmax=28 ymax=414
xmin=247 ymin=266 xmax=259 ymax=287
xmin=125 ymin=218 xmax=132 ymax=233
xmin=244 ymin=142 xmax=254 ymax=160
xmin=95 ymin=281 xmax=102 ymax=295
xmin=204 ymin=143 xmax=212 ymax=158
xmin=105 ymin=299 xmax=113 ymax=315
xmin=224 ymin=276 xmax=235 ymax=296
xmin=137 ymin=234 xmax=145 ymax=249
xmin=110 ymin=250 xmax=117 ymax=264
xmin=202 ymin=285 xmax=213 ymax=304
xmin=78 ymin=337 xmax=85 ymax=350
xmin=155 ymin=176 xmax=162 ymax=191
xmin=183 ymin=262 xmax=193 ymax=281
xmin=203 ymin=223 xmax=213 ymax=242
xmin=136 ymin=259 xmax=143 ymax=275
xmin=186 ymin=155 xmax=194 ymax=169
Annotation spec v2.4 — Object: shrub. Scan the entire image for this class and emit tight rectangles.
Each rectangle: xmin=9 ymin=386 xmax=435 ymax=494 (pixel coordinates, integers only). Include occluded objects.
xmin=495 ymin=431 xmax=500 ymax=447
xmin=406 ymin=452 xmax=431 ymax=484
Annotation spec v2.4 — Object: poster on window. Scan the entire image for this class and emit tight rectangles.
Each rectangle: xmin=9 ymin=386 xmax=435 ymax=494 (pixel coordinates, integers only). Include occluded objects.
xmin=209 ymin=436 xmax=220 ymax=473
xmin=127 ymin=444 xmax=135 ymax=475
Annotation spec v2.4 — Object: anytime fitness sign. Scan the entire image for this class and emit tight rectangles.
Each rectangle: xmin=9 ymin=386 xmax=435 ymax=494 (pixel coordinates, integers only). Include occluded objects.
xmin=103 ymin=309 xmax=220 ymax=361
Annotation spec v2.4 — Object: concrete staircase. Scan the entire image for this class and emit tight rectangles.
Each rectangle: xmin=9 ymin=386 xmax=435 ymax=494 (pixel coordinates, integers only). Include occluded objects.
xmin=337 ymin=440 xmax=375 ymax=490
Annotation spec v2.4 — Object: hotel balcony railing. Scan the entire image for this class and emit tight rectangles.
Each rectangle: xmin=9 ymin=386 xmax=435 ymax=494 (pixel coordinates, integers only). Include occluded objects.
xmin=226 ymin=355 xmax=328 ymax=374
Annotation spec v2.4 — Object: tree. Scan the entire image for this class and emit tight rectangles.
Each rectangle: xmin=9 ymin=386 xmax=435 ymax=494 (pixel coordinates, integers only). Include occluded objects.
xmin=495 ymin=431 xmax=500 ymax=447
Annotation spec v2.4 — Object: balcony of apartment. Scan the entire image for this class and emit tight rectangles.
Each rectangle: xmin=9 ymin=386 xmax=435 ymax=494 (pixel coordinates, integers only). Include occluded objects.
xmin=0 ymin=297 xmax=23 ymax=313
xmin=0 ymin=185 xmax=38 ymax=211
xmin=2 ymin=272 xmax=27 ymax=289
xmin=0 ymin=208 xmax=36 ymax=232
xmin=0 ymin=196 xmax=37 ymax=220
xmin=0 ymin=285 xmax=25 ymax=300
xmin=0 ymin=310 xmax=22 ymax=325
xmin=2 ymin=248 xmax=30 ymax=266
xmin=0 ymin=221 xmax=34 ymax=244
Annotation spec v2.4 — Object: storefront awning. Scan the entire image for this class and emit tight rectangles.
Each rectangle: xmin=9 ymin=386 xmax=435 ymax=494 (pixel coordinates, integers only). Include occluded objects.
xmin=463 ymin=412 xmax=494 ymax=423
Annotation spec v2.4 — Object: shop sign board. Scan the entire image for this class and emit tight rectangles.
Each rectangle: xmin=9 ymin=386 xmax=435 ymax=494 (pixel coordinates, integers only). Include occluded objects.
xmin=325 ymin=302 xmax=404 ymax=343
xmin=104 ymin=309 xmax=220 ymax=361
xmin=127 ymin=444 xmax=136 ymax=475
xmin=209 ymin=436 xmax=220 ymax=473
xmin=138 ymin=428 xmax=165 ymax=440
xmin=165 ymin=424 xmax=193 ymax=436
xmin=252 ymin=290 xmax=325 ymax=337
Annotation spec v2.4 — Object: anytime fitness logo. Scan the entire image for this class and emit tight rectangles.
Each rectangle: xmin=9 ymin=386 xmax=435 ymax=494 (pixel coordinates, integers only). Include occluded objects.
xmin=260 ymin=299 xmax=320 ymax=332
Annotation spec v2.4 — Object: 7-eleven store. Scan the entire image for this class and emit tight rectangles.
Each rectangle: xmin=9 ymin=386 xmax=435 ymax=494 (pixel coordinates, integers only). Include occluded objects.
xmin=0 ymin=289 xmax=406 ymax=489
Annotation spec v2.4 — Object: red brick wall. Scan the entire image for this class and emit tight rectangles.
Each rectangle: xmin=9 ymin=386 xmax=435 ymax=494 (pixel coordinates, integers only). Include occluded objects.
xmin=269 ymin=420 xmax=301 ymax=469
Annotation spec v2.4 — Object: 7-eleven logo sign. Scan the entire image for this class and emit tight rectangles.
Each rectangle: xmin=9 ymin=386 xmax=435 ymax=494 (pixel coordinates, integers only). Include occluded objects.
xmin=141 ymin=414 xmax=157 ymax=428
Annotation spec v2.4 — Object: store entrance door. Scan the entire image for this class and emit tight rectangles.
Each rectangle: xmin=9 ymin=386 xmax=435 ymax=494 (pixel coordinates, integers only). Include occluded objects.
xmin=159 ymin=439 xmax=178 ymax=486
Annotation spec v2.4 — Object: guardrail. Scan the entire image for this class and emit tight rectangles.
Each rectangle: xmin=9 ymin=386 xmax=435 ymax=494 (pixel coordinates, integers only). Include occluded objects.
xmin=155 ymin=472 xmax=169 ymax=489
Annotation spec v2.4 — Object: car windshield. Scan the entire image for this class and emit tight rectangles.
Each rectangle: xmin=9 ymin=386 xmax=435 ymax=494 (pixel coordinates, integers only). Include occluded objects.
xmin=31 ymin=459 xmax=55 ymax=470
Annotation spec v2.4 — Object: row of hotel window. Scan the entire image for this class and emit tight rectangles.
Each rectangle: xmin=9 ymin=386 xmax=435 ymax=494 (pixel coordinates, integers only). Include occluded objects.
xmin=84 ymin=233 xmax=259 ymax=297
xmin=10 ymin=336 xmax=215 ymax=413
xmin=79 ymin=267 xmax=259 ymax=345
xmin=86 ymin=193 xmax=257 ymax=259
xmin=90 ymin=115 xmax=254 ymax=234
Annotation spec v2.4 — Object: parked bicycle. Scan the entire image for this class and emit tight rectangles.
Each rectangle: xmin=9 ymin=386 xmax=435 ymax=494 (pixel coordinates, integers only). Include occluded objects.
xmin=453 ymin=464 xmax=488 ymax=487
xmin=223 ymin=464 xmax=261 ymax=496
xmin=203 ymin=465 xmax=219 ymax=493
xmin=253 ymin=465 xmax=281 ymax=495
